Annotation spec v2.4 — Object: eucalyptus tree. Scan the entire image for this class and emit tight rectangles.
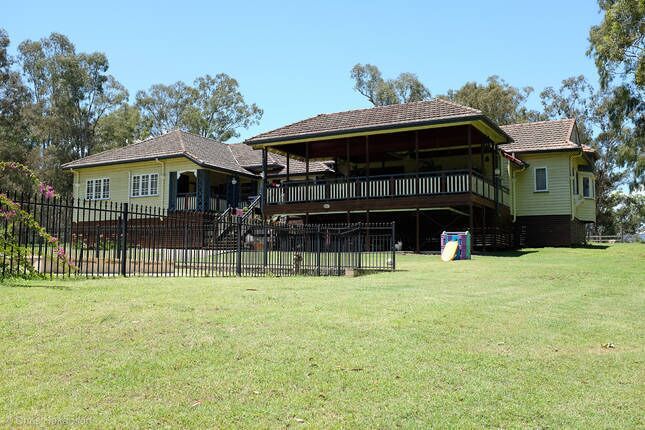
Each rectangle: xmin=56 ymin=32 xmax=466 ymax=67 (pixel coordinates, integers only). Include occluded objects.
xmin=350 ymin=63 xmax=431 ymax=106
xmin=135 ymin=73 xmax=262 ymax=141
xmin=588 ymin=0 xmax=644 ymax=188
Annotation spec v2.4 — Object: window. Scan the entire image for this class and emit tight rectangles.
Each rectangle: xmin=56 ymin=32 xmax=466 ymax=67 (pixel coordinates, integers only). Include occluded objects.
xmin=85 ymin=178 xmax=109 ymax=200
xmin=582 ymin=176 xmax=594 ymax=198
xmin=534 ymin=167 xmax=548 ymax=192
xmin=101 ymin=178 xmax=110 ymax=199
xmin=131 ymin=173 xmax=159 ymax=197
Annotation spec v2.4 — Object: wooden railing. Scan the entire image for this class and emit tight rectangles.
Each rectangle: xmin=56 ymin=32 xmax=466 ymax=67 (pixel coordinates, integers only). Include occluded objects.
xmin=266 ymin=170 xmax=510 ymax=206
xmin=175 ymin=193 xmax=227 ymax=212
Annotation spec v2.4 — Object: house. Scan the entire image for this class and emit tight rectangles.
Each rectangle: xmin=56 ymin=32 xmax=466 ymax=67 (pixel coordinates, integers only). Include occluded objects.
xmin=499 ymin=119 xmax=598 ymax=246
xmin=61 ymin=129 xmax=332 ymax=212
xmin=245 ymin=99 xmax=597 ymax=249
xmin=63 ymin=99 xmax=597 ymax=250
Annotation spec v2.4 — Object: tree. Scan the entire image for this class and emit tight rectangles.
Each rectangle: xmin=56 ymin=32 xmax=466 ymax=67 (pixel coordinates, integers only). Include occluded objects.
xmin=135 ymin=74 xmax=263 ymax=141
xmin=350 ymin=64 xmax=431 ymax=106
xmin=17 ymin=32 xmax=128 ymax=191
xmin=540 ymin=75 xmax=628 ymax=233
xmin=94 ymin=104 xmax=144 ymax=152
xmin=135 ymin=81 xmax=196 ymax=136
xmin=445 ymin=76 xmax=543 ymax=125
xmin=190 ymin=74 xmax=263 ymax=141
xmin=0 ymin=29 xmax=31 ymax=166
xmin=611 ymin=191 xmax=645 ymax=235
xmin=588 ymin=0 xmax=644 ymax=188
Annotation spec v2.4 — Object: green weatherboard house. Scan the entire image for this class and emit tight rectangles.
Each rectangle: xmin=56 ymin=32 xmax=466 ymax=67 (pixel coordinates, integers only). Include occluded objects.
xmin=63 ymin=99 xmax=597 ymax=251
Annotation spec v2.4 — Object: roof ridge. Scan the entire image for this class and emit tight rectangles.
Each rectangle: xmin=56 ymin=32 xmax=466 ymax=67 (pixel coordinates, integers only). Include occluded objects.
xmin=226 ymin=144 xmax=241 ymax=167
xmin=310 ymin=98 xmax=474 ymax=119
xmin=565 ymin=118 xmax=578 ymax=145
xmin=434 ymin=97 xmax=481 ymax=113
xmin=501 ymin=118 xmax=575 ymax=128
xmin=171 ymin=128 xmax=227 ymax=144
xmin=173 ymin=129 xmax=187 ymax=153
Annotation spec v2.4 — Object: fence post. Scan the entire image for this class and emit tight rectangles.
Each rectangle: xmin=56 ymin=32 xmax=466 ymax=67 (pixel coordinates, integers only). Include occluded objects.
xmin=316 ymin=225 xmax=321 ymax=276
xmin=263 ymin=218 xmax=268 ymax=268
xmin=391 ymin=221 xmax=396 ymax=271
xmin=357 ymin=222 xmax=362 ymax=269
xmin=120 ymin=203 xmax=128 ymax=277
xmin=236 ymin=217 xmax=242 ymax=276
xmin=336 ymin=229 xmax=341 ymax=276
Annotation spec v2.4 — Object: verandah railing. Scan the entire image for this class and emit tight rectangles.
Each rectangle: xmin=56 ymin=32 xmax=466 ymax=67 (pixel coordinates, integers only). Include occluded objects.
xmin=0 ymin=191 xmax=395 ymax=279
xmin=175 ymin=193 xmax=228 ymax=212
xmin=267 ymin=170 xmax=510 ymax=206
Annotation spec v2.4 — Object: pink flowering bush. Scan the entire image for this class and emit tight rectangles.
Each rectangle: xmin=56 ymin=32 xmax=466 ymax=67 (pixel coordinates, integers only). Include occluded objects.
xmin=0 ymin=163 xmax=76 ymax=277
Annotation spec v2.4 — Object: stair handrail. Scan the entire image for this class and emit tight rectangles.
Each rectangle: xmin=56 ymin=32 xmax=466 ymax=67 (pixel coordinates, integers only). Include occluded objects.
xmin=217 ymin=206 xmax=232 ymax=221
xmin=240 ymin=195 xmax=261 ymax=222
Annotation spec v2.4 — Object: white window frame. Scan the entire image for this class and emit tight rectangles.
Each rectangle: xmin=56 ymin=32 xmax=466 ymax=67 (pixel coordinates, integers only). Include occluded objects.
xmin=534 ymin=167 xmax=548 ymax=192
xmin=85 ymin=178 xmax=110 ymax=201
xmin=581 ymin=175 xmax=594 ymax=199
xmin=131 ymin=173 xmax=159 ymax=198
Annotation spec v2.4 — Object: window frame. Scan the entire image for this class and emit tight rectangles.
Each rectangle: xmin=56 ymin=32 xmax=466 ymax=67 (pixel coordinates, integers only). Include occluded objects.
xmin=533 ymin=167 xmax=548 ymax=192
xmin=581 ymin=175 xmax=594 ymax=199
xmin=85 ymin=177 xmax=110 ymax=201
xmin=131 ymin=173 xmax=160 ymax=198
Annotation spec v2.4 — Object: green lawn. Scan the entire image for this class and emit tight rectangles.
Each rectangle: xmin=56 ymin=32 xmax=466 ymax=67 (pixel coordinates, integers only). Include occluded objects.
xmin=1 ymin=244 xmax=643 ymax=428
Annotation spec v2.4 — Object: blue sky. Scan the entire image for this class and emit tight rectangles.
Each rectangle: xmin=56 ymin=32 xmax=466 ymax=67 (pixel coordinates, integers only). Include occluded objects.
xmin=4 ymin=1 xmax=602 ymax=141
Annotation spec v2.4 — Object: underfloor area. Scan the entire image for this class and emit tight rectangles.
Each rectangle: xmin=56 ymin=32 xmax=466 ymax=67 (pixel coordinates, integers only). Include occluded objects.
xmin=304 ymin=206 xmax=509 ymax=252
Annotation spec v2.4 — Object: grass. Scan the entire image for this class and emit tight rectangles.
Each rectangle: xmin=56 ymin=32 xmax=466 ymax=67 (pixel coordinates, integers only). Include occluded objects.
xmin=1 ymin=244 xmax=643 ymax=428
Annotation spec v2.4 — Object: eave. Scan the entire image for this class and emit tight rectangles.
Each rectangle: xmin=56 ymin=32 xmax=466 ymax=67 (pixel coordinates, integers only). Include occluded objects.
xmin=246 ymin=115 xmax=513 ymax=149
xmin=62 ymin=153 xmax=259 ymax=179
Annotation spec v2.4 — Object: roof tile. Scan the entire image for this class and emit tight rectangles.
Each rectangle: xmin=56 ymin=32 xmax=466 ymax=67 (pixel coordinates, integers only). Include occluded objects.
xmin=499 ymin=119 xmax=579 ymax=153
xmin=63 ymin=130 xmax=334 ymax=176
xmin=245 ymin=99 xmax=482 ymax=144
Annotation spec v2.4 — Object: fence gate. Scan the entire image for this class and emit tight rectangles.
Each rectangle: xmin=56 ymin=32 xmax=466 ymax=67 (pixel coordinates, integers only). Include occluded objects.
xmin=1 ymin=191 xmax=395 ymax=278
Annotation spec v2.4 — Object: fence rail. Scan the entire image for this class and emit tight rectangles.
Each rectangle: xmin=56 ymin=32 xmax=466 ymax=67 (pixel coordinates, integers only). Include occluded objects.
xmin=1 ymin=191 xmax=395 ymax=278
xmin=586 ymin=234 xmax=623 ymax=243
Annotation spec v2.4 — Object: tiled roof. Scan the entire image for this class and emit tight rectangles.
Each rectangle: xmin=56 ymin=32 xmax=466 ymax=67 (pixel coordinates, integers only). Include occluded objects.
xmin=228 ymin=141 xmax=333 ymax=176
xmin=62 ymin=130 xmax=255 ymax=176
xmin=499 ymin=119 xmax=580 ymax=153
xmin=63 ymin=130 xmax=335 ymax=177
xmin=228 ymin=142 xmax=282 ymax=168
xmin=245 ymin=99 xmax=483 ymax=144
xmin=269 ymin=153 xmax=334 ymax=176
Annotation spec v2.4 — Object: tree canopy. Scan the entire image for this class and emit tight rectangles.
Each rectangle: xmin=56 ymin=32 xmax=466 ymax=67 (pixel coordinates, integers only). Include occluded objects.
xmin=350 ymin=64 xmax=431 ymax=106
xmin=588 ymin=0 xmax=644 ymax=188
xmin=0 ymin=29 xmax=262 ymax=193
xmin=135 ymin=74 xmax=263 ymax=141
xmin=445 ymin=76 xmax=543 ymax=125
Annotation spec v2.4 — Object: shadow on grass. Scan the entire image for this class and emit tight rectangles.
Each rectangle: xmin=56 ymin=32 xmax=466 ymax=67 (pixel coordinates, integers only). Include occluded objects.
xmin=482 ymin=250 xmax=539 ymax=257
xmin=573 ymin=243 xmax=611 ymax=250
xmin=2 ymin=282 xmax=71 ymax=290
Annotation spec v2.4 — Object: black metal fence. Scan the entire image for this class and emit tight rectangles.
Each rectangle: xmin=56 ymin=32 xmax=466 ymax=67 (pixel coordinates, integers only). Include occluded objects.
xmin=1 ymin=192 xmax=395 ymax=278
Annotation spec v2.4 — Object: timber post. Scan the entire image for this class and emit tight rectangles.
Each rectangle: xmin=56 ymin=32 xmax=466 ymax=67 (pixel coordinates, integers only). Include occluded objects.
xmin=120 ymin=202 xmax=128 ymax=277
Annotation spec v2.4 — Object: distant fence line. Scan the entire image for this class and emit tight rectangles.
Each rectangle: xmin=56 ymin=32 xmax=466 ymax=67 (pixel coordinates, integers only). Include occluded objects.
xmin=586 ymin=234 xmax=627 ymax=243
xmin=1 ymin=191 xmax=395 ymax=278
